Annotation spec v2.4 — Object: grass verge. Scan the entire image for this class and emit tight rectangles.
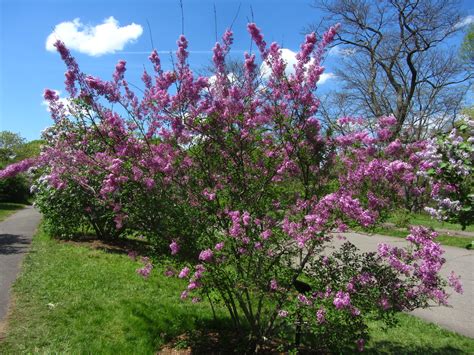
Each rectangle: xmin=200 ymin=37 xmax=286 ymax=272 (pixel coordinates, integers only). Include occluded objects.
xmin=365 ymin=226 xmax=473 ymax=249
xmin=1 ymin=227 xmax=473 ymax=353
xmin=387 ymin=213 xmax=474 ymax=233
xmin=0 ymin=202 xmax=26 ymax=222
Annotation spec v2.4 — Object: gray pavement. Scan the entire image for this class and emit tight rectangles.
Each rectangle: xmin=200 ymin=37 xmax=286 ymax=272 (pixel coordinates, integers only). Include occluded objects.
xmin=340 ymin=231 xmax=474 ymax=338
xmin=0 ymin=206 xmax=41 ymax=322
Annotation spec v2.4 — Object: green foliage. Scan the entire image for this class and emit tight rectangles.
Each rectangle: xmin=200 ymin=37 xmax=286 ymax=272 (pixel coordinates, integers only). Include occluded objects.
xmin=391 ymin=209 xmax=413 ymax=229
xmin=0 ymin=132 xmax=43 ymax=203
xmin=0 ymin=175 xmax=30 ymax=203
xmin=0 ymin=131 xmax=25 ymax=162
xmin=34 ymin=180 xmax=120 ymax=240
xmin=426 ymin=121 xmax=474 ymax=229
xmin=461 ymin=24 xmax=474 ymax=64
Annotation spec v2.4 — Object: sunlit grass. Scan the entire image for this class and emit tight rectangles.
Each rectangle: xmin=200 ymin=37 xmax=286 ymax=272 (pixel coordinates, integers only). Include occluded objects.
xmin=387 ymin=212 xmax=474 ymax=232
xmin=1 ymin=227 xmax=473 ymax=353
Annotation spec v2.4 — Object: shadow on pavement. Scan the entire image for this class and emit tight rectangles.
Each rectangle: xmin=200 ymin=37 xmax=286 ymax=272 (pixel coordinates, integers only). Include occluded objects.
xmin=0 ymin=234 xmax=30 ymax=255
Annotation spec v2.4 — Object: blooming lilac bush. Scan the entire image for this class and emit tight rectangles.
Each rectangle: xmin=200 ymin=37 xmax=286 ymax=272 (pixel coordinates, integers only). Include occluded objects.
xmin=0 ymin=23 xmax=464 ymax=351
xmin=419 ymin=119 xmax=473 ymax=229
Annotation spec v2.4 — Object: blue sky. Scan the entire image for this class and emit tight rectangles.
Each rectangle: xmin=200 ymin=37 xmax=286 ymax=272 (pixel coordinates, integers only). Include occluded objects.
xmin=1 ymin=0 xmax=473 ymax=141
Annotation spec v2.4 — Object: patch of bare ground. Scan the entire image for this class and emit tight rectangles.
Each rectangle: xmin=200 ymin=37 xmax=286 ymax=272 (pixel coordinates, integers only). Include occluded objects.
xmin=58 ymin=235 xmax=150 ymax=256
xmin=0 ymin=295 xmax=16 ymax=343
xmin=157 ymin=330 xmax=326 ymax=354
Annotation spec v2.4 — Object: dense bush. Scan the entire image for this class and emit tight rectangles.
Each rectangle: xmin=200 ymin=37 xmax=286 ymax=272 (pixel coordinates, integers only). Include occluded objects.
xmin=0 ymin=23 xmax=465 ymax=352
xmin=0 ymin=175 xmax=30 ymax=203
xmin=420 ymin=119 xmax=474 ymax=229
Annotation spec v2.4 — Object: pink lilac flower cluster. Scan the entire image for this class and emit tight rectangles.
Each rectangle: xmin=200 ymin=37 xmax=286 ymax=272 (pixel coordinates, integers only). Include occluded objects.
xmin=136 ymin=257 xmax=153 ymax=278
xmin=198 ymin=249 xmax=213 ymax=262
xmin=0 ymin=158 xmax=36 ymax=179
xmin=169 ymin=240 xmax=180 ymax=255
xmin=378 ymin=226 xmax=462 ymax=306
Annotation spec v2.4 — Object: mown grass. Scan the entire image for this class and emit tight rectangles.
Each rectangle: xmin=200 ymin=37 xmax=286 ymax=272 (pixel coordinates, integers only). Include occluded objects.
xmin=368 ymin=313 xmax=474 ymax=354
xmin=1 ymin=228 xmax=473 ymax=353
xmin=0 ymin=202 xmax=26 ymax=222
xmin=387 ymin=212 xmax=474 ymax=232
xmin=365 ymin=226 xmax=474 ymax=249
xmin=0 ymin=228 xmax=229 ymax=353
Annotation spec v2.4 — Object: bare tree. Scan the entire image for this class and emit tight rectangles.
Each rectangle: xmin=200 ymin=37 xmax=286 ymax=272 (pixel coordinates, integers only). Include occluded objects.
xmin=310 ymin=0 xmax=473 ymax=140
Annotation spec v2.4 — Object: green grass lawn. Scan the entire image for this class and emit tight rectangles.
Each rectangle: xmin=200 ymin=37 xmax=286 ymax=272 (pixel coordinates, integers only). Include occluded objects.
xmin=364 ymin=226 xmax=474 ymax=249
xmin=1 ymin=228 xmax=473 ymax=353
xmin=387 ymin=212 xmax=474 ymax=233
xmin=356 ymin=211 xmax=474 ymax=249
xmin=0 ymin=202 xmax=26 ymax=222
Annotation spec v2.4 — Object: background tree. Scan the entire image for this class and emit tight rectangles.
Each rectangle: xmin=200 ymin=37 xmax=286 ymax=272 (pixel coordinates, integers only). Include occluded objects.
xmin=0 ymin=131 xmax=42 ymax=203
xmin=461 ymin=23 xmax=474 ymax=67
xmin=310 ymin=0 xmax=473 ymax=140
xmin=0 ymin=131 xmax=26 ymax=162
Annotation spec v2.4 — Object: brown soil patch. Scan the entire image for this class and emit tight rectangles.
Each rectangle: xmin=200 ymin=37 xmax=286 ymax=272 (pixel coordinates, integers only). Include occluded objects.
xmin=59 ymin=235 xmax=150 ymax=256
xmin=0 ymin=295 xmax=16 ymax=343
xmin=157 ymin=330 xmax=292 ymax=354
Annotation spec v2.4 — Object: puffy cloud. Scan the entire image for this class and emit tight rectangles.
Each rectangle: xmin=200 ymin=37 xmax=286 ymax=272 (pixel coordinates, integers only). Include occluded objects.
xmin=319 ymin=72 xmax=336 ymax=85
xmin=455 ymin=15 xmax=474 ymax=29
xmin=260 ymin=48 xmax=335 ymax=85
xmin=208 ymin=73 xmax=238 ymax=86
xmin=328 ymin=46 xmax=357 ymax=57
xmin=46 ymin=17 xmax=143 ymax=56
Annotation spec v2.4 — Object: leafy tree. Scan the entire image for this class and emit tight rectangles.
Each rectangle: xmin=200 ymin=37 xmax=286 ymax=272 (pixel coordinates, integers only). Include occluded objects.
xmin=461 ymin=23 xmax=474 ymax=66
xmin=0 ymin=131 xmax=26 ymax=164
xmin=0 ymin=132 xmax=42 ymax=203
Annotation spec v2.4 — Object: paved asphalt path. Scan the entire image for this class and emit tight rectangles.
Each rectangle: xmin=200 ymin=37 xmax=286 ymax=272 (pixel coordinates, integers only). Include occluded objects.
xmin=339 ymin=231 xmax=474 ymax=338
xmin=0 ymin=206 xmax=41 ymax=322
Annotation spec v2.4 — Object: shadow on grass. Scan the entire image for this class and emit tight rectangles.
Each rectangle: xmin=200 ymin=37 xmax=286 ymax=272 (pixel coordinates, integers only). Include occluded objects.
xmin=58 ymin=234 xmax=151 ymax=256
xmin=127 ymin=297 xmax=472 ymax=354
xmin=0 ymin=234 xmax=31 ymax=255
xmin=156 ymin=329 xmax=468 ymax=354
xmin=125 ymin=299 xmax=251 ymax=354
xmin=0 ymin=203 xmax=26 ymax=211
xmin=365 ymin=341 xmax=466 ymax=354
xmin=129 ymin=302 xmax=469 ymax=355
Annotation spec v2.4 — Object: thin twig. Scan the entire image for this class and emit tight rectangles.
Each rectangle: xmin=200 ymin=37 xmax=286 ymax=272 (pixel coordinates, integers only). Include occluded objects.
xmin=178 ymin=0 xmax=185 ymax=35
xmin=145 ymin=19 xmax=155 ymax=50
xmin=229 ymin=3 xmax=241 ymax=30
xmin=214 ymin=3 xmax=218 ymax=42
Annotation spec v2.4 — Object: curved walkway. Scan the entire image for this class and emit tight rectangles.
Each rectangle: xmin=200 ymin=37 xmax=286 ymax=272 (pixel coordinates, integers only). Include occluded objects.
xmin=0 ymin=206 xmax=41 ymax=323
xmin=341 ymin=232 xmax=474 ymax=338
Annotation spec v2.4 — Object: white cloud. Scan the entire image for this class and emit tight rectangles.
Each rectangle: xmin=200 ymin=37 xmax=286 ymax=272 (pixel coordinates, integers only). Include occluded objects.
xmin=260 ymin=48 xmax=335 ymax=85
xmin=455 ymin=15 xmax=474 ymax=29
xmin=46 ymin=17 xmax=143 ymax=56
xmin=329 ymin=46 xmax=357 ymax=57
xmin=328 ymin=46 xmax=341 ymax=56
xmin=319 ymin=72 xmax=336 ymax=85
xmin=208 ymin=73 xmax=238 ymax=86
